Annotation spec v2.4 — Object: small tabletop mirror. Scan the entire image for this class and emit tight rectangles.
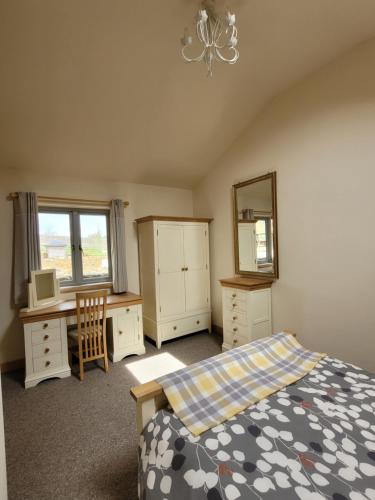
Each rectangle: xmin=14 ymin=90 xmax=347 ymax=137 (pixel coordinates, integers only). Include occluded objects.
xmin=233 ymin=172 xmax=278 ymax=278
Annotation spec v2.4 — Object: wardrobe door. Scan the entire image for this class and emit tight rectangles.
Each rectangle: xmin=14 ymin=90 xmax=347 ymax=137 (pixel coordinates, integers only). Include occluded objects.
xmin=157 ymin=225 xmax=186 ymax=318
xmin=183 ymin=225 xmax=209 ymax=312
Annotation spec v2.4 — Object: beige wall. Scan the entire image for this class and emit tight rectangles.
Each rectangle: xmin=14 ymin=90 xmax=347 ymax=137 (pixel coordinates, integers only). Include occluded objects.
xmin=0 ymin=167 xmax=193 ymax=364
xmin=194 ymin=39 xmax=375 ymax=372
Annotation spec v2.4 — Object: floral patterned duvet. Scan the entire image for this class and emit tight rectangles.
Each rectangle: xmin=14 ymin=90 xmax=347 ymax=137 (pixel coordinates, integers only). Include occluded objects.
xmin=139 ymin=356 xmax=375 ymax=500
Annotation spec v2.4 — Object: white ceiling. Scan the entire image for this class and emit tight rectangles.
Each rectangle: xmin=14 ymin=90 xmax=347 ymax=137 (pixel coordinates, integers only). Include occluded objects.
xmin=1 ymin=0 xmax=375 ymax=188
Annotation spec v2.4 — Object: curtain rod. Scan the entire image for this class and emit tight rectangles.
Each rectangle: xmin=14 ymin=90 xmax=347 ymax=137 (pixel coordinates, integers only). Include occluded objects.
xmin=7 ymin=193 xmax=129 ymax=208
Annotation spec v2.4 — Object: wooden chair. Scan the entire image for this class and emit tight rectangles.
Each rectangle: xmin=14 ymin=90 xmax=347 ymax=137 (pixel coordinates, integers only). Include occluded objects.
xmin=68 ymin=290 xmax=109 ymax=381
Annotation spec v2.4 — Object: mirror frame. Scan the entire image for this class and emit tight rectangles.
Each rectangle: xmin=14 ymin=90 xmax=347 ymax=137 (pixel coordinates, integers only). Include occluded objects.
xmin=233 ymin=172 xmax=279 ymax=279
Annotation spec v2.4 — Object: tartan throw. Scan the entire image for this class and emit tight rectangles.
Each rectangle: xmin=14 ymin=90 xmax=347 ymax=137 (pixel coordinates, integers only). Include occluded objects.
xmin=157 ymin=332 xmax=325 ymax=436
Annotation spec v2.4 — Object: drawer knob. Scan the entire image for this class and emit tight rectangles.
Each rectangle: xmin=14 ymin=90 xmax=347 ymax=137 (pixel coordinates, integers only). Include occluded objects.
xmin=173 ymin=326 xmax=177 ymax=331
xmin=233 ymin=327 xmax=238 ymax=332
xmin=43 ymin=323 xmax=48 ymax=329
xmin=232 ymin=303 xmax=237 ymax=308
xmin=43 ymin=334 xmax=49 ymax=341
xmin=45 ymin=361 xmax=51 ymax=367
xmin=233 ymin=339 xmax=238 ymax=344
xmin=232 ymin=294 xmax=236 ymax=298
xmin=196 ymin=320 xmax=200 ymax=325
xmin=232 ymin=316 xmax=237 ymax=320
xmin=126 ymin=308 xmax=130 ymax=312
xmin=119 ymin=330 xmax=123 ymax=335
xmin=44 ymin=348 xmax=50 ymax=354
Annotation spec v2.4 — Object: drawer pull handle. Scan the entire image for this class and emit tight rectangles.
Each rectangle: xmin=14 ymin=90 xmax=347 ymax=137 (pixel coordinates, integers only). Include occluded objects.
xmin=45 ymin=361 xmax=51 ymax=367
xmin=119 ymin=330 xmax=123 ymax=335
xmin=126 ymin=308 xmax=130 ymax=312
xmin=44 ymin=348 xmax=50 ymax=354
xmin=196 ymin=320 xmax=200 ymax=325
xmin=173 ymin=326 xmax=177 ymax=331
xmin=232 ymin=316 xmax=237 ymax=320
xmin=43 ymin=334 xmax=49 ymax=341
xmin=43 ymin=323 xmax=48 ymax=329
xmin=233 ymin=327 xmax=238 ymax=332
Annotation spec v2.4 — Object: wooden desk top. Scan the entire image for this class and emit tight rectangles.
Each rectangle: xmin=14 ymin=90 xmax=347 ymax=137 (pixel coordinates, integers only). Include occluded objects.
xmin=20 ymin=292 xmax=143 ymax=324
xmin=219 ymin=276 xmax=274 ymax=291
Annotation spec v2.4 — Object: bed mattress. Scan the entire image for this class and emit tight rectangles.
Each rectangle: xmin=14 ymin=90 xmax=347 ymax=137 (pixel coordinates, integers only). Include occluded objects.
xmin=139 ymin=356 xmax=375 ymax=499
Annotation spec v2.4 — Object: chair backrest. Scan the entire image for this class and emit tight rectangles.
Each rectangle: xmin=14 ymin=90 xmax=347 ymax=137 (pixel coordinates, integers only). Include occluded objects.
xmin=76 ymin=290 xmax=108 ymax=360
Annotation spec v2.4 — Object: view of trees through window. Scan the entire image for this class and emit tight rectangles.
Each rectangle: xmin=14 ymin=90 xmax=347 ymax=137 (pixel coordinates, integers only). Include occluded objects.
xmin=38 ymin=210 xmax=110 ymax=284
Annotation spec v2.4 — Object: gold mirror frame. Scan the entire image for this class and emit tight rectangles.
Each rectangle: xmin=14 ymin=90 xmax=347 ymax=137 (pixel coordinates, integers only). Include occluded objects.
xmin=233 ymin=172 xmax=279 ymax=279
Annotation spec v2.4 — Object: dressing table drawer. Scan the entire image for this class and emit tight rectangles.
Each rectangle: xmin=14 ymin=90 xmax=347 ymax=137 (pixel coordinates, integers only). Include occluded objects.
xmin=33 ymin=353 xmax=63 ymax=373
xmin=224 ymin=288 xmax=246 ymax=302
xmin=32 ymin=340 xmax=62 ymax=359
xmin=223 ymin=309 xmax=248 ymax=326
xmin=224 ymin=321 xmax=248 ymax=338
xmin=31 ymin=318 xmax=60 ymax=332
xmin=223 ymin=328 xmax=249 ymax=349
xmin=224 ymin=297 xmax=247 ymax=313
xmin=31 ymin=327 xmax=61 ymax=346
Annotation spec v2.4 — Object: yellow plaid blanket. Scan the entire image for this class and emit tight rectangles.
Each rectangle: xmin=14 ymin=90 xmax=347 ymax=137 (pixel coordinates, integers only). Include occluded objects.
xmin=157 ymin=332 xmax=325 ymax=436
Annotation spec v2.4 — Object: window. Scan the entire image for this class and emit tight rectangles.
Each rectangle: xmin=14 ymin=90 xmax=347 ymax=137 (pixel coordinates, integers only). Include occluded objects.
xmin=255 ymin=217 xmax=273 ymax=264
xmin=38 ymin=208 xmax=112 ymax=286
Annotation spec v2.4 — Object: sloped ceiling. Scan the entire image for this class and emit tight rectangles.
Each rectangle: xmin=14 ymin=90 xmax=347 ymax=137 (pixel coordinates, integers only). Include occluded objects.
xmin=1 ymin=0 xmax=375 ymax=188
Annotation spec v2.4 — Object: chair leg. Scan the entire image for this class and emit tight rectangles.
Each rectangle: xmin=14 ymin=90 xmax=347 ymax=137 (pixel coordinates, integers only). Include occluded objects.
xmin=79 ymin=359 xmax=84 ymax=381
xmin=102 ymin=337 xmax=109 ymax=373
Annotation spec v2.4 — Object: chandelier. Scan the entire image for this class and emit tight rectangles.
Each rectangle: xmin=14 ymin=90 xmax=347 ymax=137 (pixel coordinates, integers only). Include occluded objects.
xmin=180 ymin=2 xmax=239 ymax=76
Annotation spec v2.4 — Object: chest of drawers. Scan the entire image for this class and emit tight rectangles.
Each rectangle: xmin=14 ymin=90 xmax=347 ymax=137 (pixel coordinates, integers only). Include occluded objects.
xmin=220 ymin=277 xmax=273 ymax=351
xmin=24 ymin=318 xmax=70 ymax=389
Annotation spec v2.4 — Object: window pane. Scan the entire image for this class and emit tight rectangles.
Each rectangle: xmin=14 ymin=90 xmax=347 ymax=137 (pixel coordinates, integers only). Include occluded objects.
xmin=80 ymin=214 xmax=110 ymax=279
xmin=39 ymin=212 xmax=73 ymax=281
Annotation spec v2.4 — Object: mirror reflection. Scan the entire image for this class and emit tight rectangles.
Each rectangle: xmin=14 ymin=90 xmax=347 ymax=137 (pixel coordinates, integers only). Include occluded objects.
xmin=233 ymin=173 xmax=278 ymax=277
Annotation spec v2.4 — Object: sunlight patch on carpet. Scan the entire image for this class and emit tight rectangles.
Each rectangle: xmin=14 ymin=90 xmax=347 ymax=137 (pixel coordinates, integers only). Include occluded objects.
xmin=125 ymin=353 xmax=186 ymax=384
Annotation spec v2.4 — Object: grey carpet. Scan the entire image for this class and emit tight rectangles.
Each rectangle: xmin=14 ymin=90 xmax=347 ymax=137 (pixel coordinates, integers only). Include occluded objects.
xmin=2 ymin=332 xmax=221 ymax=500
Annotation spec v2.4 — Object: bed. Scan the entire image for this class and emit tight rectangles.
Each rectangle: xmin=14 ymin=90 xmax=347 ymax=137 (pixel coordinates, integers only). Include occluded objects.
xmin=131 ymin=334 xmax=375 ymax=499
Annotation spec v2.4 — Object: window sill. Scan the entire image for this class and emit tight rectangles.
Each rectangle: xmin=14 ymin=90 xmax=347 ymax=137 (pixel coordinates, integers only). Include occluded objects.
xmin=61 ymin=282 xmax=113 ymax=294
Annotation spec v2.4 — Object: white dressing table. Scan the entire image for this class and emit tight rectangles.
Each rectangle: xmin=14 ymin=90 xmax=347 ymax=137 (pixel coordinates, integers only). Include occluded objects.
xmin=20 ymin=292 xmax=145 ymax=388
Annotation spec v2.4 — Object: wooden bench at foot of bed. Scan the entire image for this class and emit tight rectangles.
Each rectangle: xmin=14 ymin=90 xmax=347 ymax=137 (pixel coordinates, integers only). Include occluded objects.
xmin=130 ymin=330 xmax=297 ymax=433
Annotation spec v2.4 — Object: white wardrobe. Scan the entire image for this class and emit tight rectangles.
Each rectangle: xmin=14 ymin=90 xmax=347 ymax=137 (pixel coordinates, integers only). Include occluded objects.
xmin=136 ymin=216 xmax=212 ymax=348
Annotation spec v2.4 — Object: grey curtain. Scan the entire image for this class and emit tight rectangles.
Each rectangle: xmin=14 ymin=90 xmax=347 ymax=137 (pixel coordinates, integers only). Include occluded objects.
xmin=110 ymin=199 xmax=128 ymax=294
xmin=13 ymin=192 xmax=41 ymax=306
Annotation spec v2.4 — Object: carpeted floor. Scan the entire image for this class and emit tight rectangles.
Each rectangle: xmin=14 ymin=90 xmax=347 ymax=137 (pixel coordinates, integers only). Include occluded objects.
xmin=2 ymin=332 xmax=221 ymax=500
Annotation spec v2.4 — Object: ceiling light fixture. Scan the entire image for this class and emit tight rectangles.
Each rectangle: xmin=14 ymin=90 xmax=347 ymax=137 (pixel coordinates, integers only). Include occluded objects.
xmin=180 ymin=1 xmax=239 ymax=76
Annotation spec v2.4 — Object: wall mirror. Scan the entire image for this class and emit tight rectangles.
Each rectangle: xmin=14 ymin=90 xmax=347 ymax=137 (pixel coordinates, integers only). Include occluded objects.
xmin=233 ymin=172 xmax=278 ymax=278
